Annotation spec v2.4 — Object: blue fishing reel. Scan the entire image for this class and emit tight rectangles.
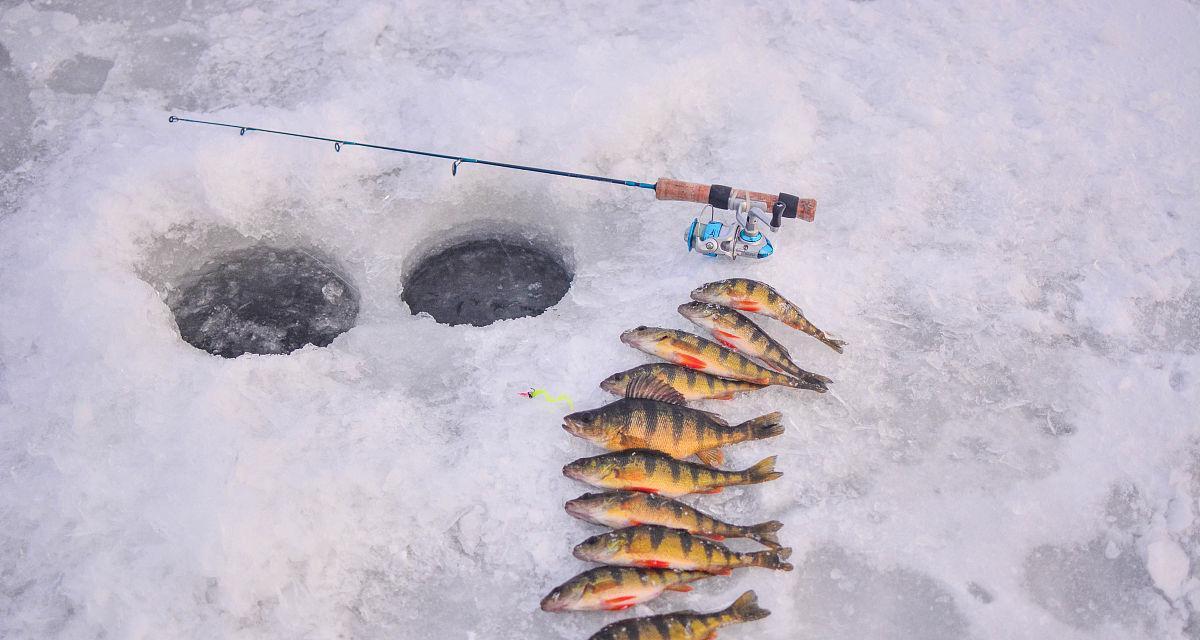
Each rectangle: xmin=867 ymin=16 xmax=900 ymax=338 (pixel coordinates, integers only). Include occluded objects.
xmin=685 ymin=196 xmax=779 ymax=260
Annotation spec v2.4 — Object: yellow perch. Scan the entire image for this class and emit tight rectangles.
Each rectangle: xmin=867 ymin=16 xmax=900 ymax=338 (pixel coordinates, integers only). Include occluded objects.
xmin=678 ymin=301 xmax=830 ymax=384
xmin=563 ymin=449 xmax=782 ymax=497
xmin=562 ymin=397 xmax=783 ymax=467
xmin=620 ymin=326 xmax=826 ymax=392
xmin=540 ymin=566 xmax=713 ymax=612
xmin=565 ymin=490 xmax=784 ymax=548
xmin=573 ymin=525 xmax=793 ymax=573
xmin=587 ymin=590 xmax=770 ymax=640
xmin=600 ymin=363 xmax=767 ymax=402
xmin=691 ymin=278 xmax=847 ymax=353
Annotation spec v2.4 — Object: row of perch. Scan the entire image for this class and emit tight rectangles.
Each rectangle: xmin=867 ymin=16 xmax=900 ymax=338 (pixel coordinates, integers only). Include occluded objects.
xmin=542 ymin=279 xmax=844 ymax=639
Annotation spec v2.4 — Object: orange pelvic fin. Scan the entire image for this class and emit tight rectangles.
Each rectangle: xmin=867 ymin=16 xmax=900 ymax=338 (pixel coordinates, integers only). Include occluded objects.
xmin=674 ymin=354 xmax=707 ymax=370
xmin=603 ymin=602 xmax=636 ymax=611
xmin=635 ymin=559 xmax=672 ymax=569
xmin=696 ymin=449 xmax=724 ymax=467
xmin=664 ymin=584 xmax=693 ymax=593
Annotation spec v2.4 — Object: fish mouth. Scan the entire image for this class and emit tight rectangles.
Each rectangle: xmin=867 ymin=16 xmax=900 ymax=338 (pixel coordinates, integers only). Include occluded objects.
xmin=540 ymin=594 xmax=569 ymax=612
xmin=571 ymin=544 xmax=593 ymax=562
xmin=563 ymin=499 xmax=591 ymax=520
xmin=676 ymin=302 xmax=708 ymax=319
xmin=689 ymin=286 xmax=709 ymax=301
xmin=562 ymin=416 xmax=594 ymax=438
xmin=619 ymin=330 xmax=640 ymax=346
xmin=598 ymin=377 xmax=620 ymax=394
xmin=562 ymin=462 xmax=586 ymax=481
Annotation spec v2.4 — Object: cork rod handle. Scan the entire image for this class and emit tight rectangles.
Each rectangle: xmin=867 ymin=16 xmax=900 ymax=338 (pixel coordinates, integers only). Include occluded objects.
xmin=653 ymin=178 xmax=816 ymax=222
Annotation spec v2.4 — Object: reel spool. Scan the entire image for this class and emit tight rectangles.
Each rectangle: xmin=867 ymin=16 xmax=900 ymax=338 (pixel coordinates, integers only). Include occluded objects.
xmin=686 ymin=191 xmax=789 ymax=260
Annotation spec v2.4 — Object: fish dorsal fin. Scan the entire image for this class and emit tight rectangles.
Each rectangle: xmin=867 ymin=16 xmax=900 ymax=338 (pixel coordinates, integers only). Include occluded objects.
xmin=625 ymin=375 xmax=686 ymax=405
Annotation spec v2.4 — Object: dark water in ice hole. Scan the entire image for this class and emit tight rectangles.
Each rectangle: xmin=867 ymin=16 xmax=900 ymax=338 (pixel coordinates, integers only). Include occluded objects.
xmin=169 ymin=246 xmax=359 ymax=357
xmin=402 ymin=238 xmax=571 ymax=326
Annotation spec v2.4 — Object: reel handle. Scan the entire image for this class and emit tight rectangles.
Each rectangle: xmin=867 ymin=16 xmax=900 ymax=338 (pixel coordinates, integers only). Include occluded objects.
xmin=654 ymin=178 xmax=816 ymax=222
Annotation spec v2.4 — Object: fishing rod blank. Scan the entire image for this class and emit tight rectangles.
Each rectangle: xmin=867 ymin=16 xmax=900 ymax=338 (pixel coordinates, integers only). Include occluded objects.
xmin=167 ymin=115 xmax=816 ymax=222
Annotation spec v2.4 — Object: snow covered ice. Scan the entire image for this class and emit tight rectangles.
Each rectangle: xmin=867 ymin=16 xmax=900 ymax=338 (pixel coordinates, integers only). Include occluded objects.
xmin=1 ymin=2 xmax=1198 ymax=639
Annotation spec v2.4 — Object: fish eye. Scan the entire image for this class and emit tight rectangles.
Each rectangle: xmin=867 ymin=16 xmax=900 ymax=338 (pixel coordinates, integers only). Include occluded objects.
xmin=635 ymin=325 xmax=647 ymax=331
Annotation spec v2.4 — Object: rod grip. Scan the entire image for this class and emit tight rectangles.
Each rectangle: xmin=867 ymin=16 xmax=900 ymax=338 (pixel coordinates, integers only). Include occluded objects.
xmin=654 ymin=178 xmax=816 ymax=222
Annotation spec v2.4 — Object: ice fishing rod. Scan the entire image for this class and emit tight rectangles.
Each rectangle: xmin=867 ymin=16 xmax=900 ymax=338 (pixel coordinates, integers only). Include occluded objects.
xmin=169 ymin=115 xmax=817 ymax=260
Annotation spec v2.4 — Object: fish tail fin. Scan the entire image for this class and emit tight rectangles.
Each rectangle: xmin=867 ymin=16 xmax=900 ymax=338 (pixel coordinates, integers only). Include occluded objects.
xmin=781 ymin=373 xmax=828 ymax=393
xmin=740 ymin=456 xmax=782 ymax=485
xmin=737 ymin=412 xmax=784 ymax=441
xmin=722 ymin=590 xmax=771 ymax=623
xmin=794 ymin=366 xmax=833 ymax=385
xmin=784 ymin=316 xmax=845 ymax=354
xmin=744 ymin=520 xmax=784 ymax=549
xmin=819 ymin=336 xmax=847 ymax=354
xmin=747 ymin=547 xmax=793 ymax=571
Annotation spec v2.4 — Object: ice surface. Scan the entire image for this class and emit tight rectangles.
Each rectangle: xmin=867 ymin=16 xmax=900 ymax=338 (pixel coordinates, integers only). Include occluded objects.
xmin=46 ymin=54 xmax=112 ymax=95
xmin=791 ymin=543 xmax=971 ymax=639
xmin=1 ymin=1 xmax=1199 ymax=639
xmin=402 ymin=238 xmax=571 ymax=326
xmin=0 ymin=53 xmax=33 ymax=173
xmin=1023 ymin=538 xmax=1154 ymax=629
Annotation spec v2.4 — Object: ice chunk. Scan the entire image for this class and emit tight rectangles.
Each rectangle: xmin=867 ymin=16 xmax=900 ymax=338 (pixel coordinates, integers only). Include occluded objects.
xmin=1145 ymin=537 xmax=1190 ymax=600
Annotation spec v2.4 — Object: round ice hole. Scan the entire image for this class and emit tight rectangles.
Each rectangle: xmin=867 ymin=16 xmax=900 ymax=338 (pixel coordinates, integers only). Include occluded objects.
xmin=402 ymin=238 xmax=571 ymax=326
xmin=169 ymin=246 xmax=358 ymax=357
